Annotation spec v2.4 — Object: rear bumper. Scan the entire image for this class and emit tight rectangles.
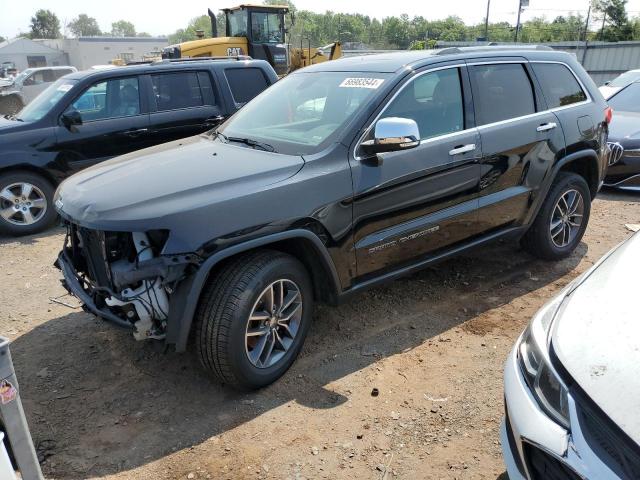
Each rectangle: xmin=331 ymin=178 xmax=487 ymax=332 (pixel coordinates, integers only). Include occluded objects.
xmin=55 ymin=250 xmax=133 ymax=330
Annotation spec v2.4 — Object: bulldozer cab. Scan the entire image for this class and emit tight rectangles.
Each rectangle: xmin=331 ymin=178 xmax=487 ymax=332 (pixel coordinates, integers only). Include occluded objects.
xmin=223 ymin=5 xmax=289 ymax=75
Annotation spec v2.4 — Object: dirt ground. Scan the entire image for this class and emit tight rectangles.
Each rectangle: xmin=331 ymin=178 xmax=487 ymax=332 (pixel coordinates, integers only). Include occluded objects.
xmin=0 ymin=190 xmax=638 ymax=480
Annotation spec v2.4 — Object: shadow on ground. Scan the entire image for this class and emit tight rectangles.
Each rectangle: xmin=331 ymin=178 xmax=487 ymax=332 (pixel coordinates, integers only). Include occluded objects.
xmin=11 ymin=239 xmax=586 ymax=478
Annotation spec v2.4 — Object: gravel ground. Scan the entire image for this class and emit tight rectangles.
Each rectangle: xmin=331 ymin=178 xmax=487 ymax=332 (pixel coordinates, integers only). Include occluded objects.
xmin=0 ymin=190 xmax=638 ymax=480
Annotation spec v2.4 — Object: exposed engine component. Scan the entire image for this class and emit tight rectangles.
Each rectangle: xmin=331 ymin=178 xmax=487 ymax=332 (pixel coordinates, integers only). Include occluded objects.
xmin=105 ymin=232 xmax=169 ymax=341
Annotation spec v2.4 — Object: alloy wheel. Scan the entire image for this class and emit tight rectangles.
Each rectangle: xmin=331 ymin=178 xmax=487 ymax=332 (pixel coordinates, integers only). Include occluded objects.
xmin=550 ymin=188 xmax=584 ymax=248
xmin=0 ymin=182 xmax=47 ymax=226
xmin=245 ymin=279 xmax=303 ymax=369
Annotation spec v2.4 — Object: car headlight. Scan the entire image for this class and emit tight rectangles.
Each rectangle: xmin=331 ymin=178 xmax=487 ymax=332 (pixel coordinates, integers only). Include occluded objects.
xmin=518 ymin=296 xmax=570 ymax=429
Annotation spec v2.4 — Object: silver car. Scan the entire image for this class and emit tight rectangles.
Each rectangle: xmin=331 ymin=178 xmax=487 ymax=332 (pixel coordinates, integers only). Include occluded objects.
xmin=502 ymin=232 xmax=640 ymax=479
xmin=0 ymin=66 xmax=76 ymax=115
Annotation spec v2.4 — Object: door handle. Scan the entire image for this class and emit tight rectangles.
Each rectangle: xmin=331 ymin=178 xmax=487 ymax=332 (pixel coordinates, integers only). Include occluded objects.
xmin=536 ymin=122 xmax=557 ymax=132
xmin=204 ymin=115 xmax=225 ymax=127
xmin=123 ymin=128 xmax=148 ymax=137
xmin=449 ymin=143 xmax=476 ymax=156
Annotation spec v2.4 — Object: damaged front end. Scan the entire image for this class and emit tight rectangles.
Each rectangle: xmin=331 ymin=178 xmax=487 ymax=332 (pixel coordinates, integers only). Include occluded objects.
xmin=55 ymin=223 xmax=200 ymax=342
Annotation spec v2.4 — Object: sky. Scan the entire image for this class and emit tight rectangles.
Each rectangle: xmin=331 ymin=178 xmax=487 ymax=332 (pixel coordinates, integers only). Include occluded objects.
xmin=3 ymin=0 xmax=640 ymax=39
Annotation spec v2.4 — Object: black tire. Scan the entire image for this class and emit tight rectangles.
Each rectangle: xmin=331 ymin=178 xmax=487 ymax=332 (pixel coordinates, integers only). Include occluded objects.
xmin=0 ymin=171 xmax=57 ymax=236
xmin=521 ymin=172 xmax=591 ymax=260
xmin=194 ymin=250 xmax=313 ymax=390
xmin=0 ymin=95 xmax=23 ymax=116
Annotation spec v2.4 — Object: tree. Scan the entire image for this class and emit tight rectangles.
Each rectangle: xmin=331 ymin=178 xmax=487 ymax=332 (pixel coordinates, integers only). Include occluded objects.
xmin=137 ymin=32 xmax=152 ymax=37
xmin=68 ymin=14 xmax=101 ymax=37
xmin=111 ymin=20 xmax=136 ymax=37
xmin=168 ymin=15 xmax=215 ymax=44
xmin=29 ymin=9 xmax=61 ymax=39
xmin=594 ymin=0 xmax=633 ymax=41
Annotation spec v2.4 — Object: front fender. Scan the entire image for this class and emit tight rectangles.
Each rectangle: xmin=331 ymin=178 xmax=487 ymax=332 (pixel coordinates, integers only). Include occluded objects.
xmin=165 ymin=228 xmax=341 ymax=352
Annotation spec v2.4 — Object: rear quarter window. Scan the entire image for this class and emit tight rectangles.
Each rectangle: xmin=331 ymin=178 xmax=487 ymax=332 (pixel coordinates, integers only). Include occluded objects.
xmin=224 ymin=67 xmax=270 ymax=104
xmin=532 ymin=63 xmax=587 ymax=108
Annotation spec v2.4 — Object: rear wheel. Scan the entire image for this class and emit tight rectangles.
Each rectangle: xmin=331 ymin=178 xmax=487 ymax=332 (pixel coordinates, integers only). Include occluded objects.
xmin=521 ymin=172 xmax=591 ymax=260
xmin=0 ymin=172 xmax=57 ymax=236
xmin=194 ymin=250 xmax=313 ymax=390
xmin=0 ymin=96 xmax=23 ymax=116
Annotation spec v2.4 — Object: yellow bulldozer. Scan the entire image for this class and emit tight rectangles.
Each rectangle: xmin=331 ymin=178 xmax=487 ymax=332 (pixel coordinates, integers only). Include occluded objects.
xmin=161 ymin=4 xmax=342 ymax=75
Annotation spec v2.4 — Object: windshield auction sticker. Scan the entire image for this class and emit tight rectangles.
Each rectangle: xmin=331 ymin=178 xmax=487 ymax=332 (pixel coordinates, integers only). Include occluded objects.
xmin=339 ymin=78 xmax=385 ymax=89
xmin=57 ymin=83 xmax=74 ymax=92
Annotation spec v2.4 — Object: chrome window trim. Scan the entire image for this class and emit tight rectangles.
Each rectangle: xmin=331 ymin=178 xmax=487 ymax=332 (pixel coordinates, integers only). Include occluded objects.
xmin=353 ymin=59 xmax=593 ymax=160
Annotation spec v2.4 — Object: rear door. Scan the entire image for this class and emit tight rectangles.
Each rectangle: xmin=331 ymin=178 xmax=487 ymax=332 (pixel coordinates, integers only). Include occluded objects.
xmin=351 ymin=64 xmax=482 ymax=278
xmin=468 ymin=59 xmax=565 ymax=232
xmin=146 ymin=70 xmax=224 ymax=144
xmin=53 ymin=75 xmax=151 ymax=172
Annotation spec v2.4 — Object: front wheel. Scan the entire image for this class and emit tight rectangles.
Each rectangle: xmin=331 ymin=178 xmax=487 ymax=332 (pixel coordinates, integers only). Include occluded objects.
xmin=0 ymin=172 xmax=57 ymax=236
xmin=194 ymin=250 xmax=313 ymax=390
xmin=521 ymin=172 xmax=591 ymax=260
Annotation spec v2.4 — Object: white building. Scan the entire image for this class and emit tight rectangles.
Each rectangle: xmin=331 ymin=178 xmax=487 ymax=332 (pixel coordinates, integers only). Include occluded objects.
xmin=0 ymin=37 xmax=69 ymax=71
xmin=38 ymin=37 xmax=169 ymax=70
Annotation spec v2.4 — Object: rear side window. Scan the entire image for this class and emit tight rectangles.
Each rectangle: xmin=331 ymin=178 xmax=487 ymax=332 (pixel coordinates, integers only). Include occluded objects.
xmin=151 ymin=71 xmax=216 ymax=111
xmin=54 ymin=69 xmax=73 ymax=80
xmin=225 ymin=68 xmax=269 ymax=104
xmin=532 ymin=63 xmax=587 ymax=108
xmin=469 ymin=63 xmax=536 ymax=125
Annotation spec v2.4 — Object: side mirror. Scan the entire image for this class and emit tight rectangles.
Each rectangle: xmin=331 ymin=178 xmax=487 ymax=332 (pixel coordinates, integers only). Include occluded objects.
xmin=61 ymin=110 xmax=82 ymax=130
xmin=360 ymin=117 xmax=420 ymax=156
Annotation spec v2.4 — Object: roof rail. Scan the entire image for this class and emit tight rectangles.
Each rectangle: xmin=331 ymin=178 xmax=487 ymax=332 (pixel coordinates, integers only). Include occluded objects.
xmin=435 ymin=45 xmax=554 ymax=55
xmin=153 ymin=56 xmax=253 ymax=64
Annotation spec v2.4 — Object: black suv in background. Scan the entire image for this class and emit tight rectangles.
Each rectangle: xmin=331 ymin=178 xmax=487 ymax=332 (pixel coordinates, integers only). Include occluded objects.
xmin=55 ymin=47 xmax=609 ymax=389
xmin=0 ymin=57 xmax=278 ymax=235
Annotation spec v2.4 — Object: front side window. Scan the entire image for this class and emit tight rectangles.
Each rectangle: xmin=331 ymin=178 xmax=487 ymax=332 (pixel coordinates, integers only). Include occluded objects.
xmin=470 ymin=63 xmax=536 ymax=126
xmin=227 ymin=9 xmax=248 ymax=37
xmin=381 ymin=68 xmax=464 ymax=140
xmin=16 ymin=78 xmax=78 ymax=122
xmin=67 ymin=77 xmax=140 ymax=122
xmin=219 ymin=71 xmax=389 ymax=155
xmin=23 ymin=70 xmax=54 ymax=86
xmin=532 ymin=63 xmax=587 ymax=108
xmin=151 ymin=72 xmax=210 ymax=111
xmin=251 ymin=12 xmax=284 ymax=43
xmin=608 ymin=82 xmax=640 ymax=113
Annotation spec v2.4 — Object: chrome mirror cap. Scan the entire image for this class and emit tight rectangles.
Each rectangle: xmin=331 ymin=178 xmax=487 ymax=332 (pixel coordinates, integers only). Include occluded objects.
xmin=361 ymin=117 xmax=420 ymax=155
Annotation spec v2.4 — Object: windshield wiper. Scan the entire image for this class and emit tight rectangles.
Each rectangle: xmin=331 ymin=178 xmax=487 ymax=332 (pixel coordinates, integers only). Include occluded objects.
xmin=217 ymin=132 xmax=276 ymax=153
xmin=3 ymin=114 xmax=22 ymax=122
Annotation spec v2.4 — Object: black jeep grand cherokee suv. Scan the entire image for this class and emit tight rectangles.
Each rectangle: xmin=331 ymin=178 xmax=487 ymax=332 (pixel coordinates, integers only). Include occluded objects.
xmin=55 ymin=47 xmax=610 ymax=389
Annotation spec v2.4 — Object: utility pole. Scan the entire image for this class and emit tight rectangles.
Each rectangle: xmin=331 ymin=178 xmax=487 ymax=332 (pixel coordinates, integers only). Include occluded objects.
xmin=515 ymin=0 xmax=523 ymax=42
xmin=582 ymin=3 xmax=592 ymax=64
xmin=484 ymin=0 xmax=491 ymax=41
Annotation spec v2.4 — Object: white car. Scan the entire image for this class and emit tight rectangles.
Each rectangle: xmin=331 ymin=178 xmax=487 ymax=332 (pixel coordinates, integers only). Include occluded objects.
xmin=502 ymin=232 xmax=640 ymax=479
xmin=599 ymin=69 xmax=640 ymax=99
xmin=0 ymin=66 xmax=77 ymax=115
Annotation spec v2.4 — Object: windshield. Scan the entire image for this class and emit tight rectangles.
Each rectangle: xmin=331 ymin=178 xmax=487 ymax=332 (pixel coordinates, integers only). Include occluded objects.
xmin=608 ymin=82 xmax=640 ymax=113
xmin=251 ymin=12 xmax=284 ymax=43
xmin=16 ymin=78 xmax=77 ymax=122
xmin=609 ymin=70 xmax=640 ymax=88
xmin=13 ymin=69 xmax=33 ymax=83
xmin=218 ymin=71 xmax=390 ymax=155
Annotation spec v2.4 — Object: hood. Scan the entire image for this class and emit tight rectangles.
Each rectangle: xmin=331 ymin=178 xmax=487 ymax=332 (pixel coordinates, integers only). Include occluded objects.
xmin=607 ymin=110 xmax=640 ymax=145
xmin=599 ymin=84 xmax=621 ymax=100
xmin=552 ymin=232 xmax=640 ymax=445
xmin=57 ymin=135 xmax=304 ymax=237
xmin=0 ymin=78 xmax=13 ymax=89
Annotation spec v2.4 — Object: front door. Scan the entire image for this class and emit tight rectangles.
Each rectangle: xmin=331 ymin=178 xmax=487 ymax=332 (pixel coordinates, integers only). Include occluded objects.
xmin=21 ymin=69 xmax=55 ymax=104
xmin=351 ymin=64 xmax=482 ymax=279
xmin=53 ymin=75 xmax=151 ymax=173
xmin=467 ymin=61 xmax=566 ymax=232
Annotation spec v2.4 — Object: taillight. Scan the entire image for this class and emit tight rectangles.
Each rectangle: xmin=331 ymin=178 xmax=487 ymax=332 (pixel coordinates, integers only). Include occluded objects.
xmin=605 ymin=106 xmax=613 ymax=124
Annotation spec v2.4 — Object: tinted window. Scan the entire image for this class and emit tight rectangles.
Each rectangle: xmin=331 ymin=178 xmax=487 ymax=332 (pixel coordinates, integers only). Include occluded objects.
xmin=54 ymin=69 xmax=73 ymax=80
xmin=152 ymin=72 xmax=211 ymax=111
xmin=382 ymin=68 xmax=464 ymax=140
xmin=608 ymin=82 xmax=640 ymax=113
xmin=532 ymin=63 xmax=586 ymax=108
xmin=225 ymin=68 xmax=269 ymax=104
xmin=470 ymin=64 xmax=536 ymax=125
xmin=68 ymin=77 xmax=140 ymax=122
xmin=24 ymin=70 xmax=54 ymax=85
